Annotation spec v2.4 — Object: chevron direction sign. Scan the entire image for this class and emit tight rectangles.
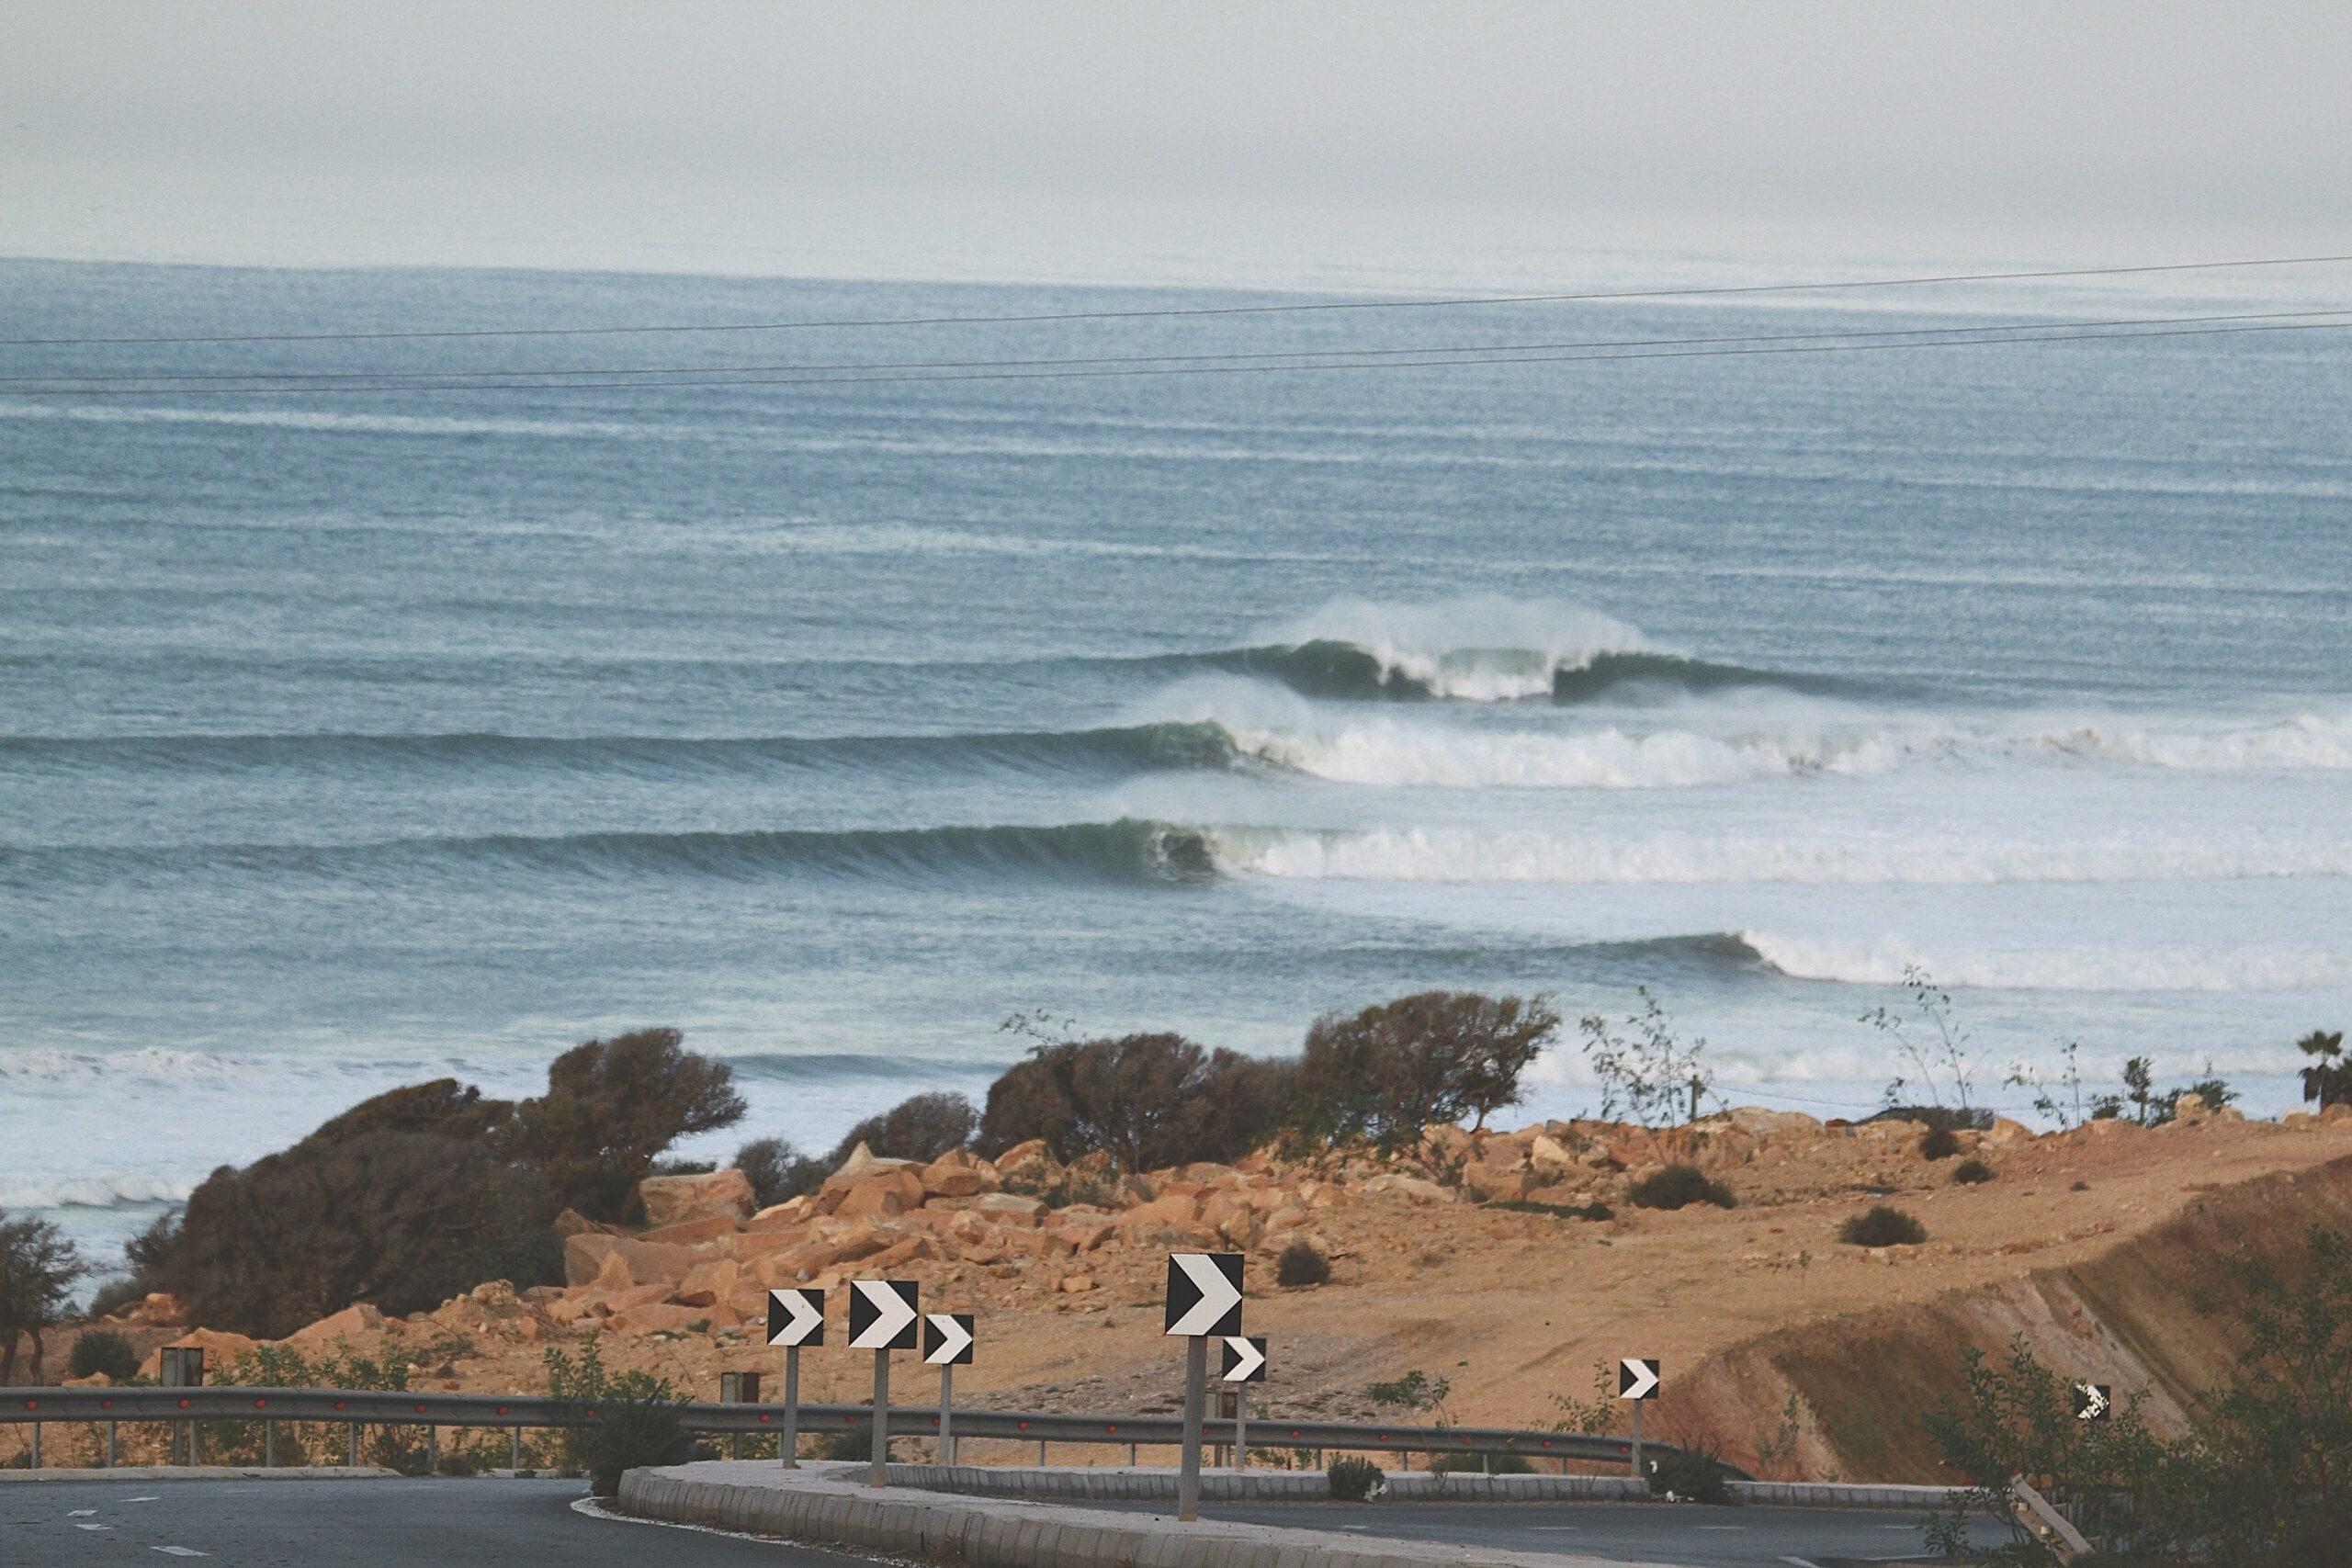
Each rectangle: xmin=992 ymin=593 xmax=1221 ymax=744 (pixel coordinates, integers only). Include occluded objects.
xmin=1619 ymin=1359 xmax=1661 ymax=1400
xmin=923 ymin=1313 xmax=975 ymax=1366
xmin=1164 ymin=1252 xmax=1244 ymax=1337
xmin=2073 ymin=1382 xmax=2112 ymax=1421
xmin=848 ymin=1279 xmax=921 ymax=1350
xmin=766 ymin=1288 xmax=825 ymax=1348
xmin=1220 ymin=1336 xmax=1267 ymax=1382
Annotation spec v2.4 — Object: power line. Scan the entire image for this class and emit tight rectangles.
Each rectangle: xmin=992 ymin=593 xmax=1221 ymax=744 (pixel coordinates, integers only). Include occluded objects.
xmin=6 ymin=254 xmax=2350 ymax=348
xmin=9 ymin=307 xmax=2345 ymax=388
xmin=6 ymin=315 xmax=2346 ymax=398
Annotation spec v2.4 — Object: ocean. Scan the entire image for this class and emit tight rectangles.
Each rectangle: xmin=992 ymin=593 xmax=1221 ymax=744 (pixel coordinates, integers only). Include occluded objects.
xmin=4 ymin=257 xmax=2348 ymax=1275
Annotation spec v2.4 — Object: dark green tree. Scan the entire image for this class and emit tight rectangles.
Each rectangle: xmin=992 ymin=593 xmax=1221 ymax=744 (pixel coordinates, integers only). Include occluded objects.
xmin=2299 ymin=1031 xmax=2350 ymax=1110
xmin=827 ymin=1091 xmax=978 ymax=1167
xmin=1296 ymin=991 xmax=1558 ymax=1151
xmin=497 ymin=1029 xmax=746 ymax=1218
xmin=0 ymin=1209 xmax=87 ymax=1383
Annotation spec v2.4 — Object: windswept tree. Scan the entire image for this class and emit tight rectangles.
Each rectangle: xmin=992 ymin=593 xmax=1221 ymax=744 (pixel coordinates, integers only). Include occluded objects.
xmin=978 ymin=1033 xmax=1295 ymax=1172
xmin=0 ymin=1209 xmax=87 ymax=1383
xmin=498 ymin=1028 xmax=747 ymax=1218
xmin=2301 ymin=1030 xmax=2351 ymax=1110
xmin=1295 ymin=991 xmax=1560 ymax=1151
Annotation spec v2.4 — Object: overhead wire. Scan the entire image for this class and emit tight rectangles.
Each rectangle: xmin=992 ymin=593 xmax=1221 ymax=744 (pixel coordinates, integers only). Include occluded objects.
xmin=6 ymin=253 xmax=2351 ymax=347
xmin=7 ymin=306 xmax=2349 ymax=389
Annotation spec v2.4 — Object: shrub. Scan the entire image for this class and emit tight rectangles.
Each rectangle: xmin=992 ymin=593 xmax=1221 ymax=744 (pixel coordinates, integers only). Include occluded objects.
xmin=1488 ymin=1200 xmax=1613 ymax=1221
xmin=2299 ymin=1029 xmax=2350 ymax=1109
xmin=816 ymin=1426 xmax=873 ymax=1461
xmin=1328 ymin=1454 xmax=1385 ymax=1501
xmin=978 ymin=1034 xmax=1295 ymax=1171
xmin=1838 ymin=1205 xmax=1927 ymax=1247
xmin=0 ymin=1208 xmax=87 ymax=1382
xmin=588 ymin=1393 xmax=695 ymax=1496
xmin=733 ymin=1137 xmax=827 ymax=1209
xmin=1646 ymin=1441 xmax=1732 ymax=1504
xmin=143 ymin=1133 xmax=561 ymax=1338
xmin=1277 ymin=1240 xmax=1330 ymax=1287
xmin=1919 ymin=1124 xmax=1961 ymax=1160
xmin=1627 ymin=1165 xmax=1736 ymax=1212
xmin=68 ymin=1328 xmax=140 ymax=1382
xmin=1294 ymin=992 xmax=1559 ymax=1151
xmin=1951 ymin=1157 xmax=1996 ymax=1185
xmin=828 ymin=1091 xmax=978 ymax=1168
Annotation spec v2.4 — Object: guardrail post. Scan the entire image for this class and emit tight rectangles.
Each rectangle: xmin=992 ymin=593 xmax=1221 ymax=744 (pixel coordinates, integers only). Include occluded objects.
xmin=28 ymin=1419 xmax=37 ymax=1469
xmin=512 ymin=1426 xmax=523 ymax=1471
xmin=426 ymin=1422 xmax=437 ymax=1474
xmin=107 ymin=1419 xmax=117 ymax=1468
xmin=346 ymin=1419 xmax=357 ymax=1467
xmin=265 ymin=1418 xmax=275 ymax=1467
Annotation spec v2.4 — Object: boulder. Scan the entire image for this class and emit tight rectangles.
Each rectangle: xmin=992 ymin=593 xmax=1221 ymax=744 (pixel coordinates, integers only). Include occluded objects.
xmin=866 ymin=1234 xmax=944 ymax=1270
xmin=119 ymin=1292 xmax=187 ymax=1327
xmin=637 ymin=1168 xmax=757 ymax=1227
xmin=674 ymin=1258 xmax=741 ymax=1308
xmin=1358 ymin=1173 xmax=1451 ymax=1204
xmin=1980 ymin=1118 xmax=2038 ymax=1147
xmin=831 ymin=1166 xmax=925 ymax=1219
xmin=639 ymin=1214 xmax=745 ymax=1247
xmin=611 ymin=1302 xmax=704 ymax=1337
xmin=565 ymin=1230 xmax=621 ymax=1286
xmin=1123 ymin=1191 xmax=1202 ymax=1226
xmin=974 ymin=1191 xmax=1047 ymax=1226
xmin=992 ymin=1138 xmax=1060 ymax=1185
xmin=749 ymin=1195 xmax=820 ymax=1229
xmin=289 ymin=1302 xmax=389 ymax=1348
xmin=918 ymin=1149 xmax=1001 ymax=1198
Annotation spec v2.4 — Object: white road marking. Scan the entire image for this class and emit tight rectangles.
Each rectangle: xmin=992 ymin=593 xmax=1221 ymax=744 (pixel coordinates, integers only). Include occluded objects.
xmin=1526 ymin=1526 xmax=1583 ymax=1531
xmin=1696 ymin=1525 xmax=1746 ymax=1529
xmin=1780 ymin=1557 xmax=1824 ymax=1568
xmin=153 ymin=1548 xmax=209 ymax=1557
xmin=1340 ymin=1525 xmax=1370 ymax=1530
xmin=75 ymin=1524 xmax=113 ymax=1531
xmin=68 ymin=1509 xmax=97 ymax=1517
xmin=122 ymin=1496 xmax=160 ymax=1503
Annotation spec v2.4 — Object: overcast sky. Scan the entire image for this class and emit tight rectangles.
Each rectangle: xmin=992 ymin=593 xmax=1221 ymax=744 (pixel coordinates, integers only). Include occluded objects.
xmin=7 ymin=2 xmax=2349 ymax=287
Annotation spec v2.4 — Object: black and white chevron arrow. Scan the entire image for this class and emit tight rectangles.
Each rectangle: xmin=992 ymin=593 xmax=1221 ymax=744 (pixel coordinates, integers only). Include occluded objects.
xmin=923 ymin=1313 xmax=975 ymax=1366
xmin=1220 ymin=1336 xmax=1267 ymax=1382
xmin=766 ymin=1287 xmax=825 ymax=1348
xmin=2073 ymin=1382 xmax=2111 ymax=1421
xmin=848 ymin=1279 xmax=921 ymax=1350
xmin=1619 ymin=1359 xmax=1661 ymax=1400
xmin=1163 ymin=1252 xmax=1244 ymax=1337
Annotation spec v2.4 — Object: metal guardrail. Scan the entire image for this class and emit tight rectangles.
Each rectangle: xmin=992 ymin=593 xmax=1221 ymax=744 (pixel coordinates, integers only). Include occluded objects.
xmin=3 ymin=1385 xmax=1736 ymax=1473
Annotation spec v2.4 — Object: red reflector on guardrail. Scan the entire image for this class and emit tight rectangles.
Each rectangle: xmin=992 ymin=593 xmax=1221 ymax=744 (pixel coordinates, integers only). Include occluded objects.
xmin=760 ymin=1415 xmax=772 ymax=1423
xmin=178 ymin=1399 xmax=190 ymax=1409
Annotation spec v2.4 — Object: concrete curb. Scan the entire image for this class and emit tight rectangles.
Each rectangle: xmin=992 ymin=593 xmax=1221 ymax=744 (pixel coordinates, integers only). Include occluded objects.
xmin=0 ymin=1465 xmax=401 ymax=1483
xmin=1725 ymin=1481 xmax=1958 ymax=1511
xmin=878 ymin=1464 xmax=1648 ymax=1504
xmin=618 ymin=1461 xmax=1684 ymax=1568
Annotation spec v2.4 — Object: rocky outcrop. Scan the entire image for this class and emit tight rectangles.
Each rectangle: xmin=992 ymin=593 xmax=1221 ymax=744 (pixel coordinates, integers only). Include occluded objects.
xmin=637 ymin=1168 xmax=757 ymax=1227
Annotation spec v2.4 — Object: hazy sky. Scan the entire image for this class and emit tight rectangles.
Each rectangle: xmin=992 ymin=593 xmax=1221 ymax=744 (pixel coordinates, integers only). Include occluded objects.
xmin=7 ymin=2 xmax=2350 ymax=286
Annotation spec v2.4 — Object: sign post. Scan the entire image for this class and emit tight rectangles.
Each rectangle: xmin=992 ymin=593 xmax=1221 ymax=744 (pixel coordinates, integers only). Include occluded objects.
xmin=849 ymin=1280 xmax=921 ymax=1488
xmin=924 ymin=1312 xmax=976 ymax=1466
xmin=1619 ymin=1358 xmax=1660 ymax=1483
xmin=1165 ymin=1252 xmax=1244 ymax=1521
xmin=766 ymin=1288 xmax=826 ymax=1468
xmin=1221 ymin=1336 xmax=1267 ymax=1472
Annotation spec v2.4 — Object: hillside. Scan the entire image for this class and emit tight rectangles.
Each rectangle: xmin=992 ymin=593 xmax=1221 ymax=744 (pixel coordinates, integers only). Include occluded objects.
xmin=82 ymin=1100 xmax=2352 ymax=1483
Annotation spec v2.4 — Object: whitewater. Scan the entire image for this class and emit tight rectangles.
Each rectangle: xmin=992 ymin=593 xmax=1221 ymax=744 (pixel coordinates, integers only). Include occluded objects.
xmin=4 ymin=257 xmax=2348 ymax=1272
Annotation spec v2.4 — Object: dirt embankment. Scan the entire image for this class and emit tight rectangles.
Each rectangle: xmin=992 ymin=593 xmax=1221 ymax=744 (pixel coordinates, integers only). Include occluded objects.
xmin=61 ymin=1103 xmax=2352 ymax=1483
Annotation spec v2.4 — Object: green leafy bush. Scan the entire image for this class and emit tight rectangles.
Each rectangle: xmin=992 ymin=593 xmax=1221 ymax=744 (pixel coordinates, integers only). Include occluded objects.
xmin=1328 ymin=1454 xmax=1385 ymax=1501
xmin=827 ymin=1092 xmax=978 ymax=1167
xmin=68 ymin=1327 xmax=140 ymax=1382
xmin=1838 ymin=1206 xmax=1927 ymax=1247
xmin=733 ymin=1137 xmax=827 ymax=1209
xmin=1952 ymin=1157 xmax=1996 ymax=1185
xmin=1627 ymin=1165 xmax=1735 ymax=1212
xmin=1277 ymin=1239 xmax=1329 ymax=1287
xmin=1295 ymin=992 xmax=1558 ymax=1152
xmin=589 ymin=1393 xmax=695 ymax=1496
xmin=1645 ymin=1441 xmax=1732 ymax=1504
xmin=815 ymin=1426 xmax=873 ymax=1461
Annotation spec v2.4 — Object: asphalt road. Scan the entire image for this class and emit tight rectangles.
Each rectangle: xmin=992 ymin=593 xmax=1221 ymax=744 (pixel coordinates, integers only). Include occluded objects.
xmin=0 ymin=1477 xmax=867 ymax=1568
xmin=2 ymin=1476 xmax=2017 ymax=1568
xmin=1077 ymin=1497 xmax=2012 ymax=1567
